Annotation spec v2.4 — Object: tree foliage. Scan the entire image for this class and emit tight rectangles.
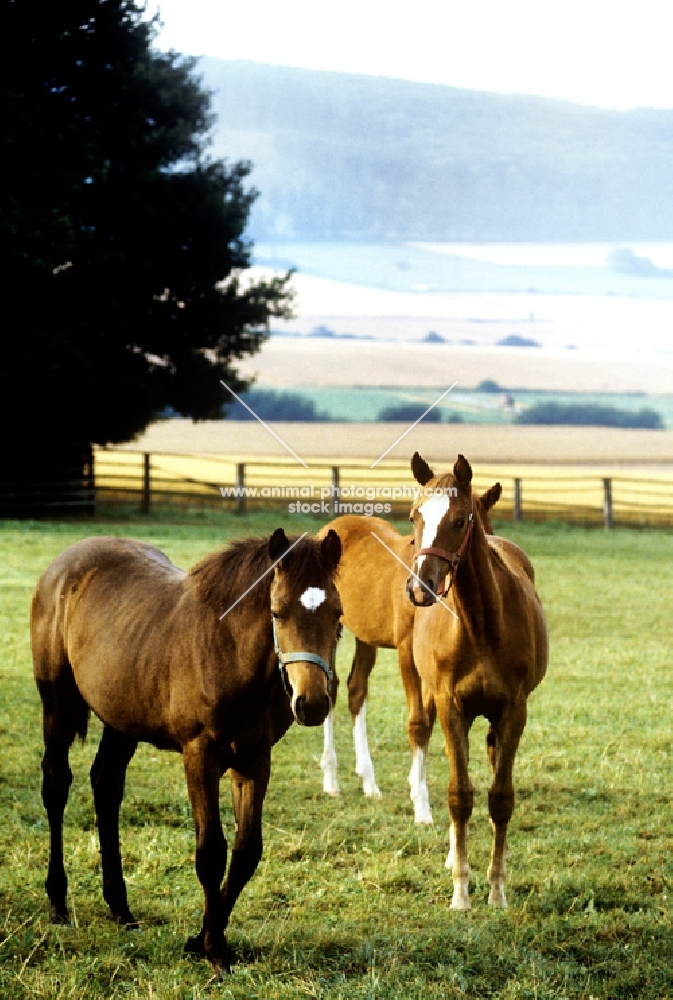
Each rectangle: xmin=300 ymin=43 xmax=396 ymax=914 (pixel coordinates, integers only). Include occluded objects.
xmin=515 ymin=403 xmax=663 ymax=429
xmin=1 ymin=0 xmax=293 ymax=451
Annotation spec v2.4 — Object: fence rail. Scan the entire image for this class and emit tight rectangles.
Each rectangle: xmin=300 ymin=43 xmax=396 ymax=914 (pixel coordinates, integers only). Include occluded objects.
xmin=90 ymin=449 xmax=673 ymax=528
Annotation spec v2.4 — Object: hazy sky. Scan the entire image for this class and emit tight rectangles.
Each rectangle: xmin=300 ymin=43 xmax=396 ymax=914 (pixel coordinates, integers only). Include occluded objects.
xmin=149 ymin=0 xmax=673 ymax=111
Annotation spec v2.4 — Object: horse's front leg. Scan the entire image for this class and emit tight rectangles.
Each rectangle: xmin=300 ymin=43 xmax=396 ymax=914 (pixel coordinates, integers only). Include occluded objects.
xmin=438 ymin=693 xmax=473 ymax=909
xmin=182 ymin=738 xmax=229 ymax=972
xmin=220 ymin=750 xmax=271 ymax=931
xmin=486 ymin=698 xmax=527 ymax=908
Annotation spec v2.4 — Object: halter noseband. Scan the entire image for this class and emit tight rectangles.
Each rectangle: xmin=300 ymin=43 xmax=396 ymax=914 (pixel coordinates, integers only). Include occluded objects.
xmin=272 ymin=616 xmax=339 ymax=699
xmin=413 ymin=500 xmax=475 ymax=598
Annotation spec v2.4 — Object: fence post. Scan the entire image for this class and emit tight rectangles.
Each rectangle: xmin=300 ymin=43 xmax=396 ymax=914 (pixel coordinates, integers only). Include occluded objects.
xmin=603 ymin=477 xmax=613 ymax=530
xmin=513 ymin=477 xmax=522 ymax=522
xmin=331 ymin=466 xmax=340 ymax=517
xmin=84 ymin=444 xmax=95 ymax=515
xmin=141 ymin=453 xmax=151 ymax=514
xmin=236 ymin=463 xmax=246 ymax=515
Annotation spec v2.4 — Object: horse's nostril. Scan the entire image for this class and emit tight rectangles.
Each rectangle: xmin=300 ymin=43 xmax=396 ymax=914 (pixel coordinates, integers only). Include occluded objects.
xmin=294 ymin=693 xmax=329 ymax=727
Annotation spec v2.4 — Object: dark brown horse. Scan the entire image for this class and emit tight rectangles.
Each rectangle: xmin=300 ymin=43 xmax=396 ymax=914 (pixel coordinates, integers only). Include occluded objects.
xmin=317 ymin=482 xmax=501 ymax=821
xmin=407 ymin=453 xmax=547 ymax=908
xmin=31 ymin=528 xmax=342 ymax=971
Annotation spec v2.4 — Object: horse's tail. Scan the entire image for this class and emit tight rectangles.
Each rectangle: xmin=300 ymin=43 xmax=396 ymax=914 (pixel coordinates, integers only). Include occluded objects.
xmin=31 ymin=571 xmax=91 ymax=743
xmin=73 ymin=687 xmax=90 ymax=742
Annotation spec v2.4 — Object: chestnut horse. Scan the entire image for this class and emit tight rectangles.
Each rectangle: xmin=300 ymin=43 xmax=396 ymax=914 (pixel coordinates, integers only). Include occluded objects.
xmin=317 ymin=482 xmax=501 ymax=822
xmin=407 ymin=453 xmax=548 ymax=909
xmin=31 ymin=528 xmax=342 ymax=972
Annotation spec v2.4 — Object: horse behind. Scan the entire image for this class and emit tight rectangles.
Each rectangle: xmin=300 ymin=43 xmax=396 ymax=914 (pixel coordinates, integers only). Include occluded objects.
xmin=31 ymin=528 xmax=342 ymax=972
xmin=408 ymin=453 xmax=548 ymax=909
xmin=316 ymin=482 xmax=502 ymax=822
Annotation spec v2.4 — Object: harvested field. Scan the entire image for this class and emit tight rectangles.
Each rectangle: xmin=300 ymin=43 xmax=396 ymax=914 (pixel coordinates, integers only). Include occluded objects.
xmin=236 ymin=337 xmax=673 ymax=393
xmin=115 ymin=420 xmax=673 ymax=466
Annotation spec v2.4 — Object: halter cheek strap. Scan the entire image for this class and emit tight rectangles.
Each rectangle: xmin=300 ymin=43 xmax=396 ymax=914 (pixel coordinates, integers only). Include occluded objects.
xmin=272 ymin=617 xmax=338 ymax=699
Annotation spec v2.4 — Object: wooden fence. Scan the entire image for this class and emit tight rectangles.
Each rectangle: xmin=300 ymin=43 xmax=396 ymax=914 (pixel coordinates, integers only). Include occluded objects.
xmin=91 ymin=449 xmax=673 ymax=528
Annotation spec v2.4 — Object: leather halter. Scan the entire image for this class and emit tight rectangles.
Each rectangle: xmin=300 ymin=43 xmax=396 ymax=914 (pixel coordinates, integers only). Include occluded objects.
xmin=272 ymin=616 xmax=339 ymax=699
xmin=413 ymin=500 xmax=475 ymax=598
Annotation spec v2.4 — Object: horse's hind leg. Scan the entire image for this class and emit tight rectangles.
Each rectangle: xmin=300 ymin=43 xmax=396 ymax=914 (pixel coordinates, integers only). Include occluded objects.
xmin=400 ymin=636 xmax=436 ymax=824
xmin=90 ymin=725 xmax=138 ymax=925
xmin=320 ymin=669 xmax=340 ymax=795
xmin=486 ymin=699 xmax=527 ymax=908
xmin=348 ymin=639 xmax=381 ymax=797
xmin=37 ymin=672 xmax=89 ymax=923
xmin=486 ymin=724 xmax=510 ymax=862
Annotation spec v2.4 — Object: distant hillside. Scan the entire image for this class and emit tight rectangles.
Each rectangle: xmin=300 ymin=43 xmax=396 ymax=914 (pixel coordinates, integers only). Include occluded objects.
xmin=200 ymin=59 xmax=673 ymax=243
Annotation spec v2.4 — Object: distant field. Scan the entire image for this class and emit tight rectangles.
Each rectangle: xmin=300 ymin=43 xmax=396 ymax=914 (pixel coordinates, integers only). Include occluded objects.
xmin=236 ymin=337 xmax=673 ymax=394
xmin=115 ymin=420 xmax=673 ymax=466
xmin=250 ymin=240 xmax=673 ymax=356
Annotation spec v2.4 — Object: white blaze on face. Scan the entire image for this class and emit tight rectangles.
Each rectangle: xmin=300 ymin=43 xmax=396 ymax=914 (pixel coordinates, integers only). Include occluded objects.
xmin=416 ymin=495 xmax=451 ymax=568
xmin=299 ymin=586 xmax=326 ymax=611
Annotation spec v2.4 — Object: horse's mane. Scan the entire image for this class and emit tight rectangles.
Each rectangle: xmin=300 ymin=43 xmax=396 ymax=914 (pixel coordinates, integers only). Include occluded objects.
xmin=189 ymin=535 xmax=335 ymax=615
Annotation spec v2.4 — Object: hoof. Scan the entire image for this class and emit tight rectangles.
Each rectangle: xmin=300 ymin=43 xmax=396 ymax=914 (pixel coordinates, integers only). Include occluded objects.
xmin=185 ymin=932 xmax=232 ymax=974
xmin=184 ymin=930 xmax=207 ymax=958
xmin=488 ymin=887 xmax=508 ymax=908
xmin=112 ymin=908 xmax=138 ymax=929
xmin=50 ymin=903 xmax=70 ymax=925
xmin=450 ymin=878 xmax=471 ymax=910
xmin=413 ymin=800 xmax=433 ymax=825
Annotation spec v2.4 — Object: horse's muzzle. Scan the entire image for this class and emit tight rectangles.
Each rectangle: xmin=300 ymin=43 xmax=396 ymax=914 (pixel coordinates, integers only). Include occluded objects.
xmin=293 ymin=692 xmax=331 ymax=727
xmin=405 ymin=575 xmax=437 ymax=607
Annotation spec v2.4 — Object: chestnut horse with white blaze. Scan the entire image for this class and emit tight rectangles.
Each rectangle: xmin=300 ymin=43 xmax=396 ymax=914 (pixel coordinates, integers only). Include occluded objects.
xmin=317 ymin=482 xmax=502 ymax=822
xmin=31 ymin=528 xmax=342 ymax=972
xmin=408 ymin=453 xmax=547 ymax=909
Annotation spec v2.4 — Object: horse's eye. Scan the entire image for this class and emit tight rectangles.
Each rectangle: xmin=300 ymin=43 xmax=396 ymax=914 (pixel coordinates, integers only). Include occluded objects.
xmin=455 ymin=518 xmax=465 ymax=530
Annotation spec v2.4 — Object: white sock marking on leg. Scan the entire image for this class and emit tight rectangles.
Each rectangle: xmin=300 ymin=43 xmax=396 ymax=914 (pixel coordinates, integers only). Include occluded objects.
xmin=408 ymin=748 xmax=433 ymax=824
xmin=320 ymin=708 xmax=339 ymax=795
xmin=353 ymin=701 xmax=381 ymax=797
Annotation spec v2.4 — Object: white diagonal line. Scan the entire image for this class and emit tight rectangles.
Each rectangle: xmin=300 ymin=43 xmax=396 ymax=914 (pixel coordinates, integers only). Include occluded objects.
xmin=219 ymin=532 xmax=309 ymax=620
xmin=221 ymin=381 xmax=309 ymax=468
xmin=370 ymin=382 xmax=458 ymax=469
xmin=370 ymin=531 xmax=458 ymax=619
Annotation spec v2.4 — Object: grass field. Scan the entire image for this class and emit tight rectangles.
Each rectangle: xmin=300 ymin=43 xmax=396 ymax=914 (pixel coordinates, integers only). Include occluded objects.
xmin=0 ymin=514 xmax=671 ymax=999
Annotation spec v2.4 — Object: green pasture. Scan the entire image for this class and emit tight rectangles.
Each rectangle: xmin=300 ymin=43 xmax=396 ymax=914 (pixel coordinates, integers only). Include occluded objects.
xmin=0 ymin=514 xmax=671 ymax=999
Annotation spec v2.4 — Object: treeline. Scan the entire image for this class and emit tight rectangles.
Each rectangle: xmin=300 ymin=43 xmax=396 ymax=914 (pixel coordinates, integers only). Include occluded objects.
xmin=224 ymin=391 xmax=329 ymax=422
xmin=202 ymin=59 xmax=673 ymax=242
xmin=515 ymin=403 xmax=663 ymax=428
xmin=222 ymin=391 xmax=665 ymax=428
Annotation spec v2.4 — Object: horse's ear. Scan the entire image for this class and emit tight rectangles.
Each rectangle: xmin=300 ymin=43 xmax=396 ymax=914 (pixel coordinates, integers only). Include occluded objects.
xmin=320 ymin=528 xmax=342 ymax=572
xmin=411 ymin=452 xmax=434 ymax=486
xmin=269 ymin=528 xmax=290 ymax=564
xmin=480 ymin=482 xmax=502 ymax=511
xmin=453 ymin=454 xmax=473 ymax=486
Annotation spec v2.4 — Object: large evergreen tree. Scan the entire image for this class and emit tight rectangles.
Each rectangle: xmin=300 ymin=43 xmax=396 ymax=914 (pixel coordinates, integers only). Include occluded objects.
xmin=1 ymin=0 xmax=292 ymax=512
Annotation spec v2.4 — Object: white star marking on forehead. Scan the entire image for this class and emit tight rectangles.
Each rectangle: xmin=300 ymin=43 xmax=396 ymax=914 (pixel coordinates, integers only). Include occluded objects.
xmin=299 ymin=587 xmax=326 ymax=611
xmin=417 ymin=495 xmax=452 ymax=568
